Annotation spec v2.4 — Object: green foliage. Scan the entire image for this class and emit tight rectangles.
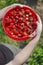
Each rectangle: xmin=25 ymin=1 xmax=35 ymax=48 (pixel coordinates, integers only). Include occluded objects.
xmin=0 ymin=0 xmax=18 ymax=9
xmin=27 ymin=40 xmax=43 ymax=65
xmin=0 ymin=22 xmax=18 ymax=46
xmin=0 ymin=21 xmax=43 ymax=65
xmin=0 ymin=0 xmax=6 ymax=9
xmin=5 ymin=0 xmax=18 ymax=6
xmin=0 ymin=0 xmax=43 ymax=65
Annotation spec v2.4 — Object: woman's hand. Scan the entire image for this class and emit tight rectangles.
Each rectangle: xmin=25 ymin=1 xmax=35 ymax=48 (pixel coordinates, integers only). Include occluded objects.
xmin=12 ymin=14 xmax=42 ymax=65
xmin=0 ymin=4 xmax=42 ymax=65
xmin=0 ymin=4 xmax=22 ymax=20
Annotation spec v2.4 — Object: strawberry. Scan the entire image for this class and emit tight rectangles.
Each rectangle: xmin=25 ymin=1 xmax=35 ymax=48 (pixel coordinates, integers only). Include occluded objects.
xmin=2 ymin=5 xmax=38 ymax=41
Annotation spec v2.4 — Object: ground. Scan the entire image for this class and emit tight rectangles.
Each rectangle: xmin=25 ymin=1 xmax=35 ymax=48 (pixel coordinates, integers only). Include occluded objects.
xmin=0 ymin=0 xmax=43 ymax=65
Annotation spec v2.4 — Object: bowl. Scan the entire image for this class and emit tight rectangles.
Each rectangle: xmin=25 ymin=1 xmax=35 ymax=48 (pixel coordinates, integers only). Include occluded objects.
xmin=2 ymin=4 xmax=39 ymax=41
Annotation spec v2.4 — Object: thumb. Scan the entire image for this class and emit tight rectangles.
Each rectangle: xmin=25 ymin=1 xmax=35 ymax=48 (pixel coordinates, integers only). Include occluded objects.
xmin=0 ymin=4 xmax=22 ymax=21
xmin=36 ymin=14 xmax=42 ymax=36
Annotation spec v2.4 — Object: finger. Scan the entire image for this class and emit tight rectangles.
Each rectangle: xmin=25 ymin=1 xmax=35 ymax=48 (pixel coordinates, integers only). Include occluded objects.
xmin=29 ymin=14 xmax=42 ymax=38
xmin=36 ymin=14 xmax=42 ymax=36
xmin=13 ymin=33 xmax=40 ymax=65
xmin=0 ymin=4 xmax=22 ymax=21
xmin=12 ymin=14 xmax=42 ymax=65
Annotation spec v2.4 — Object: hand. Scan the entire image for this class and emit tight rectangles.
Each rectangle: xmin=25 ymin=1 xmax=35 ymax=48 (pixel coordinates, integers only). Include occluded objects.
xmin=0 ymin=4 xmax=42 ymax=65
xmin=36 ymin=14 xmax=42 ymax=36
xmin=12 ymin=13 xmax=42 ymax=65
xmin=0 ymin=4 xmax=22 ymax=20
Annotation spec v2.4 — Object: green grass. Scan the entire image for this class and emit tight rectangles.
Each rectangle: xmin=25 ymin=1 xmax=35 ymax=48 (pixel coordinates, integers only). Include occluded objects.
xmin=0 ymin=0 xmax=19 ymax=9
xmin=0 ymin=21 xmax=30 ymax=46
xmin=0 ymin=18 xmax=43 ymax=65
xmin=0 ymin=0 xmax=43 ymax=65
xmin=0 ymin=21 xmax=20 ymax=46
xmin=27 ymin=37 xmax=43 ymax=65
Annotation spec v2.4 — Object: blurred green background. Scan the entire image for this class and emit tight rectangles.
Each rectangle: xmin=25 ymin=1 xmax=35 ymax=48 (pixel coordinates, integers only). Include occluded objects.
xmin=0 ymin=0 xmax=43 ymax=65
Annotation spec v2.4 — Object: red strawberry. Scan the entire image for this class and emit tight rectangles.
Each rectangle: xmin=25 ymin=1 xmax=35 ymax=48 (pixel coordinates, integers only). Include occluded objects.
xmin=25 ymin=9 xmax=30 ymax=14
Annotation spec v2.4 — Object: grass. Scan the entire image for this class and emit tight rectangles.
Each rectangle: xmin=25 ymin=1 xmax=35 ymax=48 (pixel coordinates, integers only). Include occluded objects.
xmin=27 ymin=37 xmax=43 ymax=65
xmin=0 ymin=17 xmax=43 ymax=65
xmin=0 ymin=0 xmax=43 ymax=65
xmin=0 ymin=21 xmax=18 ymax=46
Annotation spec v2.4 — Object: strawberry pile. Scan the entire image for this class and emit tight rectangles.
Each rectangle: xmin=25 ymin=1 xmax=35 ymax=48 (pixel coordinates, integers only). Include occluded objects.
xmin=2 ymin=5 xmax=38 ymax=41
